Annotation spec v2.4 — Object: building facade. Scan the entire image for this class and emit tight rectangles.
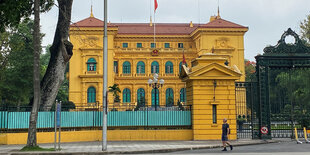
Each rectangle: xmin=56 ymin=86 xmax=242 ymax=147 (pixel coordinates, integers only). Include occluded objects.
xmin=69 ymin=13 xmax=248 ymax=109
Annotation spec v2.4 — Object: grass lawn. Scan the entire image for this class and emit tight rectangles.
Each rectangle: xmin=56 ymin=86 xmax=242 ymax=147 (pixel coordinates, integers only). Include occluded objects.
xmin=21 ymin=146 xmax=56 ymax=151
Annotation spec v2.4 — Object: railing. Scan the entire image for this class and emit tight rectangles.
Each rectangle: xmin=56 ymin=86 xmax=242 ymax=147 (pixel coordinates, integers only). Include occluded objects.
xmin=0 ymin=105 xmax=191 ymax=132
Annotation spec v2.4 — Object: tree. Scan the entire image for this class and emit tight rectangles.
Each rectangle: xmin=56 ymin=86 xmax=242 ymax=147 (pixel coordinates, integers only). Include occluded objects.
xmin=109 ymin=84 xmax=121 ymax=103
xmin=274 ymin=70 xmax=310 ymax=128
xmin=300 ymin=14 xmax=310 ymax=43
xmin=0 ymin=0 xmax=53 ymax=32
xmin=134 ymin=97 xmax=145 ymax=111
xmin=244 ymin=59 xmax=256 ymax=81
xmin=166 ymin=96 xmax=174 ymax=107
xmin=1 ymin=0 xmax=73 ymax=147
xmin=40 ymin=0 xmax=73 ymax=109
xmin=0 ymin=31 xmax=10 ymax=103
xmin=27 ymin=0 xmax=41 ymax=147
xmin=40 ymin=46 xmax=73 ymax=110
xmin=0 ymin=20 xmax=35 ymax=108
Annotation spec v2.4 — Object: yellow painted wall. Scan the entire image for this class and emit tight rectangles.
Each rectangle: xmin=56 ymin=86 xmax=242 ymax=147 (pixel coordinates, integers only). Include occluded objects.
xmin=190 ymin=80 xmax=238 ymax=140
xmin=68 ymin=15 xmax=247 ymax=109
xmin=181 ymin=54 xmax=241 ymax=140
xmin=0 ymin=134 xmax=7 ymax=144
xmin=0 ymin=130 xmax=193 ymax=145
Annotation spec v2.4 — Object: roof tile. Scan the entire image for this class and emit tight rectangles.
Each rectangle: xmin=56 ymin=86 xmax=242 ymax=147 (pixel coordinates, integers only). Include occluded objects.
xmin=70 ymin=17 xmax=247 ymax=34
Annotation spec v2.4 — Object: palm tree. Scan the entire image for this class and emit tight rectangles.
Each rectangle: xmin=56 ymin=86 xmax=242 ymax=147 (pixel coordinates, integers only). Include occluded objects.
xmin=108 ymin=84 xmax=121 ymax=103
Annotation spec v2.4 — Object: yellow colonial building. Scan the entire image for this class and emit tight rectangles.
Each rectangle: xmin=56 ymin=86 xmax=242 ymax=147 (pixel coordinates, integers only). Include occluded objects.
xmin=68 ymin=12 xmax=248 ymax=113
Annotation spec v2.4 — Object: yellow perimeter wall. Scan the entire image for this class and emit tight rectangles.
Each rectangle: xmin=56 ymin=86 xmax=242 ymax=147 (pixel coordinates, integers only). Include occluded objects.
xmin=0 ymin=130 xmax=192 ymax=145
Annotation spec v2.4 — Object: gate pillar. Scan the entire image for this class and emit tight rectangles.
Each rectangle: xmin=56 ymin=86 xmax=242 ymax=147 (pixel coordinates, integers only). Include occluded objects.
xmin=180 ymin=54 xmax=242 ymax=140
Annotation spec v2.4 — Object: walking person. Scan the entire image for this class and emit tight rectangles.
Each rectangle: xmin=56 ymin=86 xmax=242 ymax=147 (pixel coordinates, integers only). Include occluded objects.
xmin=222 ymin=118 xmax=233 ymax=151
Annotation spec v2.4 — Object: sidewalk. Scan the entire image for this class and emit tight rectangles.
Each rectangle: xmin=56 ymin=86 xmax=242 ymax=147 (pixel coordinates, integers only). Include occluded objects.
xmin=0 ymin=139 xmax=287 ymax=154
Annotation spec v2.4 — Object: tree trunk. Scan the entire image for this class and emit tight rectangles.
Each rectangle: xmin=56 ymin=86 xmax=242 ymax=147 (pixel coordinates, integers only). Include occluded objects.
xmin=27 ymin=0 xmax=40 ymax=147
xmin=40 ymin=0 xmax=73 ymax=110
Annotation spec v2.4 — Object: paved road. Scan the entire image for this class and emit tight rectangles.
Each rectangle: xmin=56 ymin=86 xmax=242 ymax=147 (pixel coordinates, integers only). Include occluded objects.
xmin=147 ymin=141 xmax=310 ymax=155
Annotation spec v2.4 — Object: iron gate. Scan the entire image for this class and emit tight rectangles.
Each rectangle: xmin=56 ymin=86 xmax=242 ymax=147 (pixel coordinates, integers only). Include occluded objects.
xmin=256 ymin=28 xmax=310 ymax=139
xmin=267 ymin=67 xmax=310 ymax=138
xmin=235 ymin=82 xmax=259 ymax=139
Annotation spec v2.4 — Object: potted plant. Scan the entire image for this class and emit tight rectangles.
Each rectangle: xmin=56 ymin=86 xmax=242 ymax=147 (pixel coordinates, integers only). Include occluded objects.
xmin=108 ymin=84 xmax=121 ymax=109
xmin=237 ymin=115 xmax=246 ymax=132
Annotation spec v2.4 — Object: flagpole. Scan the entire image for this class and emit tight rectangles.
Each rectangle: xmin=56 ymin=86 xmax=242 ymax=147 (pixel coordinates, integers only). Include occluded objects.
xmin=154 ymin=9 xmax=156 ymax=47
xmin=153 ymin=0 xmax=157 ymax=48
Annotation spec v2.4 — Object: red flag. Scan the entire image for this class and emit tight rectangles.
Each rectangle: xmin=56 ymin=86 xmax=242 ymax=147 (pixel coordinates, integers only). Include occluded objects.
xmin=154 ymin=0 xmax=158 ymax=12
xmin=182 ymin=50 xmax=186 ymax=65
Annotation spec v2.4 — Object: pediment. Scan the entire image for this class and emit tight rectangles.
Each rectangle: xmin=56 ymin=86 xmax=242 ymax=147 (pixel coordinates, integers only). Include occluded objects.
xmin=186 ymin=63 xmax=241 ymax=79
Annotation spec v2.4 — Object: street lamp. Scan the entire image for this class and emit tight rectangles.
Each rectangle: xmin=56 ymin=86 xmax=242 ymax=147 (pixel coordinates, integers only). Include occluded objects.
xmin=148 ymin=73 xmax=164 ymax=111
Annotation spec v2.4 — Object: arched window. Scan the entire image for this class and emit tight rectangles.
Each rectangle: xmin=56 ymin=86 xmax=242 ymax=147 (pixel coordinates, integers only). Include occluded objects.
xmin=179 ymin=62 xmax=188 ymax=74
xmin=123 ymin=61 xmax=131 ymax=74
xmin=123 ymin=88 xmax=131 ymax=103
xmin=165 ymin=61 xmax=173 ymax=74
xmin=151 ymin=88 xmax=159 ymax=106
xmin=136 ymin=61 xmax=145 ymax=74
xmin=166 ymin=88 xmax=174 ymax=107
xmin=137 ymin=88 xmax=145 ymax=106
xmin=151 ymin=61 xmax=159 ymax=74
xmin=87 ymin=58 xmax=97 ymax=71
xmin=180 ymin=88 xmax=186 ymax=103
xmin=87 ymin=87 xmax=96 ymax=103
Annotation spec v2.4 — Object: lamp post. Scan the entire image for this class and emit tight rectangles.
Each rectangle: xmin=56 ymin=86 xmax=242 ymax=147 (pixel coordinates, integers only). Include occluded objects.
xmin=148 ymin=73 xmax=164 ymax=111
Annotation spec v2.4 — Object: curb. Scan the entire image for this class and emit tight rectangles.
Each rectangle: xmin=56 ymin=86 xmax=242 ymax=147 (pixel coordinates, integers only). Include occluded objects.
xmin=5 ymin=140 xmax=280 ymax=155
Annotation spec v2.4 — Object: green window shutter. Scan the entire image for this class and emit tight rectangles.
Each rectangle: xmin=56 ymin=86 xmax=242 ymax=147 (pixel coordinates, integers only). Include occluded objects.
xmin=165 ymin=61 xmax=173 ymax=74
xmin=114 ymin=61 xmax=118 ymax=73
xmin=87 ymin=58 xmax=97 ymax=71
xmin=151 ymin=89 xmax=159 ymax=106
xmin=137 ymin=61 xmax=145 ymax=74
xmin=180 ymin=88 xmax=186 ymax=102
xmin=178 ymin=43 xmax=183 ymax=48
xmin=151 ymin=61 xmax=159 ymax=74
xmin=123 ymin=61 xmax=131 ymax=74
xmin=123 ymin=88 xmax=131 ymax=103
xmin=151 ymin=43 xmax=156 ymax=48
xmin=165 ymin=43 xmax=170 ymax=48
xmin=123 ymin=43 xmax=128 ymax=48
xmin=137 ymin=88 xmax=145 ymax=106
xmin=87 ymin=87 xmax=96 ymax=103
xmin=166 ymin=88 xmax=174 ymax=106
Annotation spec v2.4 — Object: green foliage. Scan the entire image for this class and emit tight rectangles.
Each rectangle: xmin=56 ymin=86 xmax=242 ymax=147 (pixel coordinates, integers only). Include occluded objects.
xmin=166 ymin=96 xmax=174 ymax=107
xmin=21 ymin=146 xmax=55 ymax=151
xmin=40 ymin=45 xmax=51 ymax=76
xmin=0 ymin=20 xmax=71 ymax=109
xmin=0 ymin=0 xmax=54 ymax=32
xmin=109 ymin=84 xmax=121 ymax=103
xmin=177 ymin=99 xmax=185 ymax=111
xmin=300 ymin=14 xmax=310 ymax=43
xmin=244 ymin=59 xmax=256 ymax=81
xmin=237 ymin=115 xmax=246 ymax=122
xmin=273 ymin=69 xmax=310 ymax=128
xmin=134 ymin=97 xmax=145 ymax=111
xmin=0 ymin=20 xmax=35 ymax=106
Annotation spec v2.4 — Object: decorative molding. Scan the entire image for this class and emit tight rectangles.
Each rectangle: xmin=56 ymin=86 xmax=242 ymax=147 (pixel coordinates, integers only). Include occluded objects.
xmin=263 ymin=28 xmax=310 ymax=55
xmin=151 ymin=49 xmax=159 ymax=56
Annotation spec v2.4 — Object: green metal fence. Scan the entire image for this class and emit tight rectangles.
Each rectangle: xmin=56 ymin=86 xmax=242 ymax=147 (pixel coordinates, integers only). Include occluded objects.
xmin=0 ymin=110 xmax=191 ymax=130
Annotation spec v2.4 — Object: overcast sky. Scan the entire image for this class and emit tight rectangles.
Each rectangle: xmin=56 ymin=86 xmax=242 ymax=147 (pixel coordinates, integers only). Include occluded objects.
xmin=40 ymin=0 xmax=310 ymax=61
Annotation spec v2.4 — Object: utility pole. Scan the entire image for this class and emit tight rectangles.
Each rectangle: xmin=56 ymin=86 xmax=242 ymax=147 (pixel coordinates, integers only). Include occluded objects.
xmin=102 ymin=0 xmax=108 ymax=151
